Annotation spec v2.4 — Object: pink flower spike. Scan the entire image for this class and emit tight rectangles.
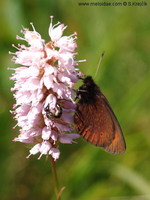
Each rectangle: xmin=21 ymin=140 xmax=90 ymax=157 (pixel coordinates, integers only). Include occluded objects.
xmin=9 ymin=16 xmax=85 ymax=161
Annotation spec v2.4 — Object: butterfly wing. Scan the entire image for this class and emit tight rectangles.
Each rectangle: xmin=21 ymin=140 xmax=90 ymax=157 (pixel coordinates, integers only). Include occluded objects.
xmin=74 ymin=93 xmax=126 ymax=154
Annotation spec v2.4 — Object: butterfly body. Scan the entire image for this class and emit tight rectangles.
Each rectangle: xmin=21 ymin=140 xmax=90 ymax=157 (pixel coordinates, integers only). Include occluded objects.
xmin=74 ymin=76 xmax=126 ymax=154
xmin=76 ymin=76 xmax=100 ymax=104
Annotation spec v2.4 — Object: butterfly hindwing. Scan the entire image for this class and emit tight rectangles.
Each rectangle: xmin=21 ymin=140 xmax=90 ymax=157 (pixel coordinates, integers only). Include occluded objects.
xmin=101 ymin=97 xmax=126 ymax=154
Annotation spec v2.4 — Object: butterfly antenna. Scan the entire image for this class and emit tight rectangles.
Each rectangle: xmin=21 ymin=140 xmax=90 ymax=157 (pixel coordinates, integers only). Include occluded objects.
xmin=94 ymin=51 xmax=105 ymax=79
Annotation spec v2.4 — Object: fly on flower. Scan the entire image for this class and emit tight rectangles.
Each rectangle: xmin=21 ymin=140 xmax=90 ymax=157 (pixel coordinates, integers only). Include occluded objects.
xmin=44 ymin=103 xmax=62 ymax=119
xmin=9 ymin=16 xmax=84 ymax=161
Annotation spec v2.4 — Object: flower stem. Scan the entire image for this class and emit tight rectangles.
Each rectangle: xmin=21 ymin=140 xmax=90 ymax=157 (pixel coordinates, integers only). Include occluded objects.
xmin=50 ymin=156 xmax=60 ymax=199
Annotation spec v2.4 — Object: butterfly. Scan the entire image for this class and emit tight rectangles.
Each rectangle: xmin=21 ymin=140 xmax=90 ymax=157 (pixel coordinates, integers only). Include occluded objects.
xmin=74 ymin=76 xmax=126 ymax=154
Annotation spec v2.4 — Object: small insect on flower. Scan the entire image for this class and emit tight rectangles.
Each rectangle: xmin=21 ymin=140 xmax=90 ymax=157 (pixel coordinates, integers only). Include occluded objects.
xmin=44 ymin=103 xmax=62 ymax=119
xmin=74 ymin=75 xmax=126 ymax=154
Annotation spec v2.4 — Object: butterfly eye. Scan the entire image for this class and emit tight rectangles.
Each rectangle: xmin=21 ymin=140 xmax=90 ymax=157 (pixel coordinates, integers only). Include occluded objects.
xmin=82 ymin=85 xmax=87 ymax=89
xmin=78 ymin=85 xmax=88 ymax=93
xmin=81 ymin=85 xmax=87 ymax=90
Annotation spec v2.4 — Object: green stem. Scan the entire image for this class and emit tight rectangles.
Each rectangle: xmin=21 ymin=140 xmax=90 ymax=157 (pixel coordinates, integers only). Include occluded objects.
xmin=50 ymin=156 xmax=60 ymax=200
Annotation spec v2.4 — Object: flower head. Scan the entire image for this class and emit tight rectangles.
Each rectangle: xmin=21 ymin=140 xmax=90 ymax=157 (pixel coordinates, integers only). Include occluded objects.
xmin=9 ymin=17 xmax=83 ymax=161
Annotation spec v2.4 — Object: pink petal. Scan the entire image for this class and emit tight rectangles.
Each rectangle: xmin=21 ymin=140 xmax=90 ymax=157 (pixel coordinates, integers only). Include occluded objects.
xmin=29 ymin=143 xmax=41 ymax=155
xmin=43 ymin=75 xmax=54 ymax=89
xmin=49 ymin=24 xmax=66 ymax=42
xmin=42 ymin=126 xmax=51 ymax=140
xmin=59 ymin=133 xmax=80 ymax=144
xmin=49 ymin=148 xmax=60 ymax=161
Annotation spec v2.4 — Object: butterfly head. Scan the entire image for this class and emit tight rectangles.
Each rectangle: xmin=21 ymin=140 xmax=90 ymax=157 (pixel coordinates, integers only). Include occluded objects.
xmin=76 ymin=76 xmax=100 ymax=103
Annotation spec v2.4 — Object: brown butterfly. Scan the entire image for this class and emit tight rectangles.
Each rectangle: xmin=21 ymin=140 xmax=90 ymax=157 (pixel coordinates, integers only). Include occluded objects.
xmin=74 ymin=76 xmax=126 ymax=154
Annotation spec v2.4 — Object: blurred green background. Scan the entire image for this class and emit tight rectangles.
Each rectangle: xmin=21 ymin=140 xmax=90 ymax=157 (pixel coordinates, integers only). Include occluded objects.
xmin=0 ymin=0 xmax=150 ymax=200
